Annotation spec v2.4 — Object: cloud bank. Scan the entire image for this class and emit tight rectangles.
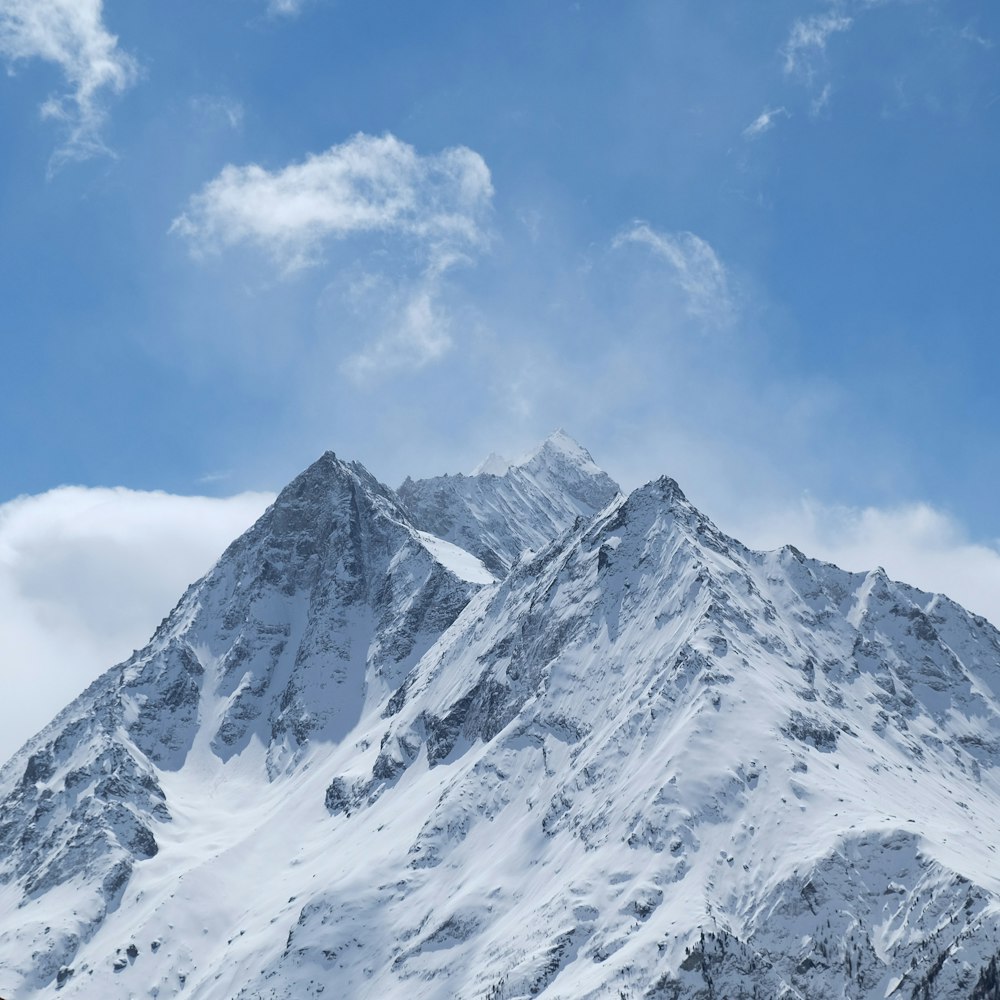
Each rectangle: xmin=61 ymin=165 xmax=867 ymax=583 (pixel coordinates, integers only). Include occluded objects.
xmin=0 ymin=0 xmax=136 ymax=163
xmin=0 ymin=486 xmax=273 ymax=765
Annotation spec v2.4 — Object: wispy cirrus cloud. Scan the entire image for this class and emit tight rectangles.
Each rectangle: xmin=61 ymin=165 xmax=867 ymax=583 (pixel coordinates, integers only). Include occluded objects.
xmin=780 ymin=2 xmax=992 ymax=121
xmin=810 ymin=83 xmax=834 ymax=117
xmin=190 ymin=95 xmax=245 ymax=131
xmin=743 ymin=105 xmax=790 ymax=138
xmin=0 ymin=0 xmax=137 ymax=166
xmin=171 ymin=132 xmax=494 ymax=274
xmin=612 ymin=223 xmax=733 ymax=326
xmin=340 ymin=275 xmax=454 ymax=384
xmin=959 ymin=22 xmax=994 ymax=51
xmin=783 ymin=12 xmax=853 ymax=79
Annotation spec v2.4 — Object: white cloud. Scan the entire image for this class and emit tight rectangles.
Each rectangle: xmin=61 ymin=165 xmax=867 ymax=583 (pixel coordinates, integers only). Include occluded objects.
xmin=782 ymin=12 xmax=853 ymax=78
xmin=612 ymin=223 xmax=733 ymax=325
xmin=0 ymin=486 xmax=273 ymax=765
xmin=742 ymin=105 xmax=790 ymax=138
xmin=0 ymin=0 xmax=137 ymax=165
xmin=734 ymin=498 xmax=1000 ymax=628
xmin=171 ymin=132 xmax=494 ymax=274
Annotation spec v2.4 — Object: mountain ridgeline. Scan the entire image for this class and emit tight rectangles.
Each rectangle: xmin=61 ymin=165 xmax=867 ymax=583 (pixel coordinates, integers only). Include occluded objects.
xmin=2 ymin=433 xmax=1000 ymax=999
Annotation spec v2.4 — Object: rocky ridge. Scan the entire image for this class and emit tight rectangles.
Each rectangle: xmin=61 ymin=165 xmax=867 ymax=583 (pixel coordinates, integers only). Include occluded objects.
xmin=397 ymin=429 xmax=621 ymax=576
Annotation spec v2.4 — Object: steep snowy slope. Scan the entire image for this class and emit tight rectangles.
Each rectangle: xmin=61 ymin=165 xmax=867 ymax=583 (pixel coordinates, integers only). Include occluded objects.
xmin=397 ymin=430 xmax=621 ymax=576
xmin=3 ymin=453 xmax=1000 ymax=999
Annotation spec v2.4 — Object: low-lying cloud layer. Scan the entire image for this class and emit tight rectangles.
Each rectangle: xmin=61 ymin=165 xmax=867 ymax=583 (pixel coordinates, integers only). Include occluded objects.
xmin=0 ymin=486 xmax=272 ymax=765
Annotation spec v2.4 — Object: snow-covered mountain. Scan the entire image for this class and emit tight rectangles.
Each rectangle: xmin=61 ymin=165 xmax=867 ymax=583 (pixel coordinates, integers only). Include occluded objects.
xmin=0 ymin=453 xmax=492 ymax=995
xmin=397 ymin=429 xmax=621 ymax=576
xmin=3 ymin=438 xmax=1000 ymax=999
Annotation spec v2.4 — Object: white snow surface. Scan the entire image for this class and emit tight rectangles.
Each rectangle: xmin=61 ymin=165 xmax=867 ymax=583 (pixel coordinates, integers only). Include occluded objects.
xmin=2 ymin=449 xmax=1000 ymax=999
xmin=415 ymin=530 xmax=495 ymax=586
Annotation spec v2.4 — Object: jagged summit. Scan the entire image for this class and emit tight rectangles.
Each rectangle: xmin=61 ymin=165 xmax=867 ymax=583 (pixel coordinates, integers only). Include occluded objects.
xmin=266 ymin=448 xmax=411 ymax=530
xmin=470 ymin=429 xmax=603 ymax=480
xmin=520 ymin=426 xmax=599 ymax=468
xmin=2 ymin=443 xmax=1000 ymax=999
xmin=627 ymin=471 xmax=691 ymax=510
xmin=399 ymin=430 xmax=621 ymax=575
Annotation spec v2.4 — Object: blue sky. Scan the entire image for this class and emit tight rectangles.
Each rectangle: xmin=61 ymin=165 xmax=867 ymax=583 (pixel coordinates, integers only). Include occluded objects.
xmin=1 ymin=0 xmax=996 ymax=513
xmin=0 ymin=0 xmax=998 ymax=757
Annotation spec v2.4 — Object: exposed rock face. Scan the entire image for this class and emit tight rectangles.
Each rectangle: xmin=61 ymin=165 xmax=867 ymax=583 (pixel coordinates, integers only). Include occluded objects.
xmin=3 ymin=439 xmax=1000 ymax=999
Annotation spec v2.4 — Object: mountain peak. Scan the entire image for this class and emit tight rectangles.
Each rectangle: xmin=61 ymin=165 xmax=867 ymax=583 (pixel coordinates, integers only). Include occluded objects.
xmin=470 ymin=430 xmax=597 ymax=479
xmin=536 ymin=426 xmax=587 ymax=455
xmin=258 ymin=450 xmax=416 ymax=560
xmin=401 ymin=432 xmax=621 ymax=575
xmin=518 ymin=428 xmax=600 ymax=474
xmin=278 ymin=450 xmax=391 ymax=506
xmin=647 ymin=472 xmax=688 ymax=504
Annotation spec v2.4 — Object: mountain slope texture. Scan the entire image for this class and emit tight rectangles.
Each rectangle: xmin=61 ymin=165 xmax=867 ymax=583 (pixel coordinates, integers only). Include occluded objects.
xmin=2 ymin=433 xmax=1000 ymax=1000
